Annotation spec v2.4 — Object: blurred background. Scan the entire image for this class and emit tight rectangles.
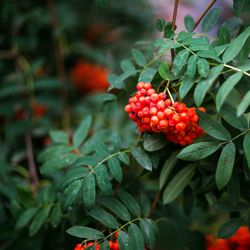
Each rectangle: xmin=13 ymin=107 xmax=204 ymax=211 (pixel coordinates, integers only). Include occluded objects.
xmin=0 ymin=0 xmax=250 ymax=249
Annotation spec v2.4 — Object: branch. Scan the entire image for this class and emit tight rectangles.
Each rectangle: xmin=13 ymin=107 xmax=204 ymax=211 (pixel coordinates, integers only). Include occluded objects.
xmin=193 ymin=0 xmax=217 ymax=31
xmin=171 ymin=0 xmax=180 ymax=63
xmin=47 ymin=0 xmax=70 ymax=130
xmin=25 ymin=133 xmax=39 ymax=189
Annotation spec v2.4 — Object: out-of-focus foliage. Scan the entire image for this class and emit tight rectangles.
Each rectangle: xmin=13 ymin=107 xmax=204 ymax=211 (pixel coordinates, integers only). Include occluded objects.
xmin=1 ymin=0 xmax=250 ymax=250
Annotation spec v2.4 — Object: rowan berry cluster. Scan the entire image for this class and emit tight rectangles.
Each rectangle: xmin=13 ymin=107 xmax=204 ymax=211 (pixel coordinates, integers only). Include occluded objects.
xmin=125 ymin=82 xmax=205 ymax=146
xmin=206 ymin=226 xmax=250 ymax=250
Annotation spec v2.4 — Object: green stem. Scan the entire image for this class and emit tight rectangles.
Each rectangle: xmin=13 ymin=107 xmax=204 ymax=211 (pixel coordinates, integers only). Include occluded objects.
xmin=88 ymin=149 xmax=130 ymax=175
xmin=220 ymin=129 xmax=250 ymax=146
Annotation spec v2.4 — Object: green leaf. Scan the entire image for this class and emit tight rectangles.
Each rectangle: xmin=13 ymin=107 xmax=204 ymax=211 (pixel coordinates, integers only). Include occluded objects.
xmin=16 ymin=207 xmax=39 ymax=229
xmin=95 ymin=164 xmax=112 ymax=195
xmin=197 ymin=58 xmax=210 ymax=78
xmin=197 ymin=49 xmax=222 ymax=62
xmin=143 ymin=134 xmax=168 ymax=152
xmin=194 ymin=64 xmax=224 ymax=106
xmin=128 ymin=224 xmax=144 ymax=250
xmin=66 ymin=226 xmax=104 ymax=240
xmin=50 ymin=204 xmax=62 ymax=227
xmin=49 ymin=130 xmax=68 ymax=144
xmin=118 ymin=190 xmax=141 ymax=217
xmin=233 ymin=0 xmax=247 ymax=16
xmin=138 ymin=67 xmax=157 ymax=83
xmin=223 ymin=27 xmax=250 ymax=63
xmin=156 ymin=18 xmax=166 ymax=32
xmin=216 ymin=142 xmax=236 ymax=190
xmin=186 ymin=56 xmax=197 ymax=79
xmin=243 ymin=132 xmax=250 ymax=170
xmin=108 ymin=74 xmax=125 ymax=89
xmin=61 ymin=179 xmax=82 ymax=210
xmin=118 ymin=152 xmax=130 ymax=165
xmin=177 ymin=142 xmax=220 ymax=161
xmin=184 ymin=15 xmax=195 ymax=32
xmin=29 ymin=206 xmax=51 ymax=236
xmin=158 ymin=62 xmax=170 ymax=80
xmin=220 ymin=104 xmax=248 ymax=129
xmin=218 ymin=219 xmax=241 ymax=239
xmin=237 ymin=90 xmax=250 ymax=116
xmin=197 ymin=111 xmax=231 ymax=141
xmin=132 ymin=49 xmax=146 ymax=67
xmin=131 ymin=147 xmax=152 ymax=171
xmin=139 ymin=220 xmax=156 ymax=249
xmin=73 ymin=115 xmax=92 ymax=148
xmin=163 ymin=165 xmax=195 ymax=204
xmin=216 ymin=72 xmax=243 ymax=111
xmin=159 ymin=151 xmax=179 ymax=189
xmin=118 ymin=231 xmax=130 ymax=250
xmin=179 ymin=78 xmax=195 ymax=99
xmin=83 ymin=173 xmax=96 ymax=209
xmin=88 ymin=206 xmax=119 ymax=229
xmin=100 ymin=197 xmax=131 ymax=221
xmin=100 ymin=240 xmax=110 ymax=250
xmin=201 ymin=8 xmax=221 ymax=32
xmin=173 ymin=49 xmax=190 ymax=76
xmin=121 ymin=60 xmax=136 ymax=73
xmin=108 ymin=157 xmax=122 ymax=182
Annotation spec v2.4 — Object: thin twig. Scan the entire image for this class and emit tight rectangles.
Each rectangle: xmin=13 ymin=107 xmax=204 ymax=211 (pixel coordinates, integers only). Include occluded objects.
xmin=47 ymin=0 xmax=70 ymax=130
xmin=25 ymin=133 xmax=39 ymax=189
xmin=149 ymin=190 xmax=162 ymax=217
xmin=170 ymin=0 xmax=180 ymax=62
xmin=193 ymin=0 xmax=217 ymax=31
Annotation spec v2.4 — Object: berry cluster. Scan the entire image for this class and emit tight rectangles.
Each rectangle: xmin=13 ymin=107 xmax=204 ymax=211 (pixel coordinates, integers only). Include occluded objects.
xmin=74 ymin=232 xmax=148 ymax=250
xmin=125 ymin=82 xmax=205 ymax=146
xmin=206 ymin=226 xmax=250 ymax=250
xmin=70 ymin=60 xmax=109 ymax=93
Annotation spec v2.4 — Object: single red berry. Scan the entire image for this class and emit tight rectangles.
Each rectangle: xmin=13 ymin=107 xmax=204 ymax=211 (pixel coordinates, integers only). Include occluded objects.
xmin=125 ymin=104 xmax=132 ymax=113
xmin=144 ymin=82 xmax=152 ymax=90
xmin=165 ymin=99 xmax=172 ymax=106
xmin=149 ymin=107 xmax=158 ymax=116
xmin=159 ymin=92 xmax=166 ymax=100
xmin=180 ymin=112 xmax=189 ymax=122
xmin=139 ymin=96 xmax=145 ymax=103
xmin=164 ymin=108 xmax=173 ymax=117
xmin=142 ymin=117 xmax=151 ymax=124
xmin=176 ymin=103 xmax=187 ymax=112
xmin=176 ymin=122 xmax=186 ymax=131
xmin=173 ymin=102 xmax=179 ymax=109
xmin=147 ymin=88 xmax=155 ymax=96
xmin=187 ymin=108 xmax=196 ymax=117
xmin=191 ymin=114 xmax=199 ymax=122
xmin=157 ymin=111 xmax=165 ymax=120
xmin=151 ymin=116 xmax=159 ymax=126
xmin=172 ymin=113 xmax=181 ymax=123
xmin=137 ymin=82 xmax=145 ymax=90
xmin=140 ymin=88 xmax=147 ymax=96
xmin=151 ymin=93 xmax=159 ymax=102
xmin=156 ymin=100 xmax=166 ymax=111
xmin=198 ymin=107 xmax=206 ymax=112
xmin=159 ymin=119 xmax=168 ymax=128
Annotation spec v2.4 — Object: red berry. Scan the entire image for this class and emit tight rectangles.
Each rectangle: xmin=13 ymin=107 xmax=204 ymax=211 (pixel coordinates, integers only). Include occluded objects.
xmin=137 ymin=82 xmax=145 ymax=90
xmin=159 ymin=92 xmax=166 ymax=100
xmin=144 ymin=82 xmax=152 ymax=90
xmin=164 ymin=108 xmax=173 ymax=117
xmin=176 ymin=122 xmax=186 ymax=131
xmin=176 ymin=103 xmax=186 ymax=112
xmin=159 ymin=119 xmax=168 ymax=128
xmin=151 ymin=116 xmax=159 ymax=126
xmin=149 ymin=107 xmax=158 ymax=116
xmin=157 ymin=111 xmax=165 ymax=120
xmin=198 ymin=107 xmax=206 ymax=112
xmin=151 ymin=93 xmax=159 ymax=102
xmin=191 ymin=114 xmax=199 ymax=122
xmin=165 ymin=99 xmax=172 ymax=106
xmin=147 ymin=88 xmax=155 ymax=96
xmin=125 ymin=104 xmax=132 ymax=113
xmin=172 ymin=113 xmax=180 ymax=123
xmin=156 ymin=100 xmax=166 ymax=111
